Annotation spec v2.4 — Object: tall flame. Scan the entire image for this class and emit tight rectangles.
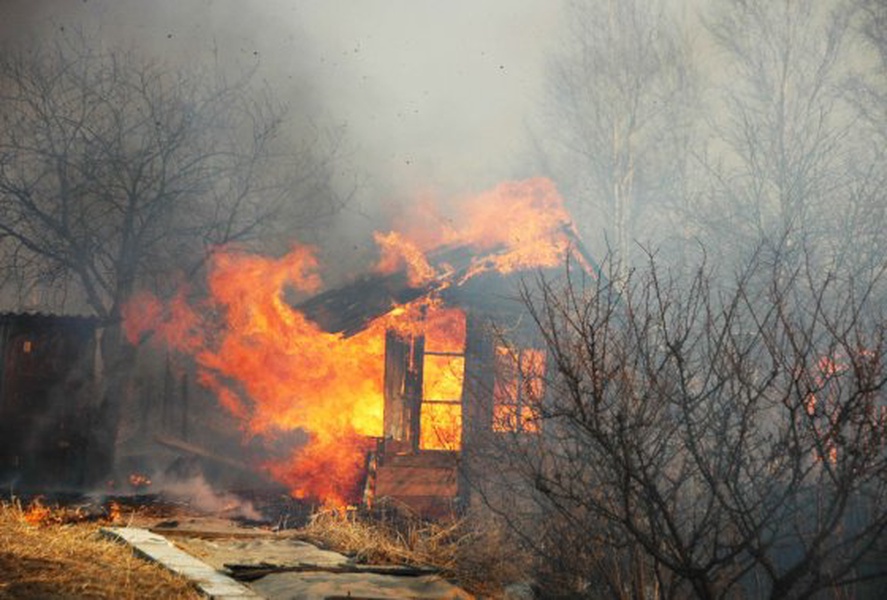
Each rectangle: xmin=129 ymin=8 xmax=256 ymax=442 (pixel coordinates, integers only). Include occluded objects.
xmin=123 ymin=177 xmax=579 ymax=506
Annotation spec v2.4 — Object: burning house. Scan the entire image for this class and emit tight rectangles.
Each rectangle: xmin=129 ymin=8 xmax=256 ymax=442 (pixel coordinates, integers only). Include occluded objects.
xmin=124 ymin=177 xmax=595 ymax=516
xmin=295 ymin=249 xmax=577 ymax=516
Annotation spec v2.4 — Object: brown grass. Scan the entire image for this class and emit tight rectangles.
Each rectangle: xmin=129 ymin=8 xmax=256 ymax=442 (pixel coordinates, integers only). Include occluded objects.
xmin=301 ymin=507 xmax=532 ymax=597
xmin=0 ymin=499 xmax=201 ymax=600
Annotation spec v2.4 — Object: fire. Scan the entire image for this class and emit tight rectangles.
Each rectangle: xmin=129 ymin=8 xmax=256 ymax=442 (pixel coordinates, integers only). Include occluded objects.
xmin=493 ymin=347 xmax=546 ymax=433
xmin=375 ymin=231 xmax=437 ymax=286
xmin=22 ymin=498 xmax=52 ymax=526
xmin=129 ymin=473 xmax=152 ymax=488
xmin=107 ymin=500 xmax=122 ymax=523
xmin=123 ymin=178 xmax=579 ymax=507
xmin=375 ymin=178 xmax=582 ymax=286
xmin=420 ymin=308 xmax=467 ymax=450
xmin=124 ymin=248 xmax=386 ymax=507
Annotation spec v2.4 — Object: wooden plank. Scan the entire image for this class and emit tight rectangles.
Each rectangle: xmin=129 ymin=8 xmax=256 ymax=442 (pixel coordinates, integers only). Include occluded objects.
xmin=377 ymin=495 xmax=460 ymax=519
xmin=375 ymin=466 xmax=458 ymax=498
xmin=376 ymin=479 xmax=456 ymax=497
xmin=376 ymin=466 xmax=457 ymax=486
xmin=153 ymin=435 xmax=256 ymax=474
xmin=381 ymin=450 xmax=458 ymax=469
xmin=225 ymin=562 xmax=441 ymax=582
xmin=375 ymin=482 xmax=458 ymax=499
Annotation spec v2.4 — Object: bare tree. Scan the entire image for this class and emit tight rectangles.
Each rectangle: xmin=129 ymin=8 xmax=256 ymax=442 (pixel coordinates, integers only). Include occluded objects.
xmin=539 ymin=0 xmax=885 ymax=279
xmin=0 ymin=33 xmax=347 ymax=481
xmin=538 ymin=0 xmax=699 ymax=269
xmin=698 ymin=0 xmax=877 ymax=272
xmin=852 ymin=0 xmax=887 ymax=135
xmin=838 ymin=0 xmax=887 ymax=279
xmin=468 ymin=247 xmax=887 ymax=598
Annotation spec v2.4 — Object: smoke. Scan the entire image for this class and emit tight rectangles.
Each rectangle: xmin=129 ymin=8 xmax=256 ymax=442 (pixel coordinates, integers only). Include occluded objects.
xmin=0 ymin=0 xmax=560 ymax=208
xmin=0 ymin=0 xmax=567 ymax=289
xmin=149 ymin=474 xmax=262 ymax=521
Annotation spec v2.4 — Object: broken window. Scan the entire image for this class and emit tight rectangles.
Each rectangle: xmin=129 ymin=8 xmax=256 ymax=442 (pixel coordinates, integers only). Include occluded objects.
xmin=493 ymin=346 xmax=545 ymax=433
xmin=419 ymin=308 xmax=466 ymax=450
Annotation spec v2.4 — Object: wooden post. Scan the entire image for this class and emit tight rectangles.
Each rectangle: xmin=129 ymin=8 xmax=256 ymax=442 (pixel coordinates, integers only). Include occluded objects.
xmin=162 ymin=353 xmax=173 ymax=432
xmin=461 ymin=311 xmax=495 ymax=449
xmin=383 ymin=330 xmax=409 ymax=443
xmin=382 ymin=329 xmax=425 ymax=453
xmin=459 ymin=311 xmax=497 ymax=508
xmin=406 ymin=333 xmax=425 ymax=453
xmin=180 ymin=372 xmax=189 ymax=441
xmin=0 ymin=318 xmax=10 ymax=412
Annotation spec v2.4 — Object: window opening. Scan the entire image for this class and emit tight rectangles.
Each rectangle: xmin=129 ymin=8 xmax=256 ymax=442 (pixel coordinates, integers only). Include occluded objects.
xmin=493 ymin=346 xmax=545 ymax=433
xmin=419 ymin=308 xmax=466 ymax=450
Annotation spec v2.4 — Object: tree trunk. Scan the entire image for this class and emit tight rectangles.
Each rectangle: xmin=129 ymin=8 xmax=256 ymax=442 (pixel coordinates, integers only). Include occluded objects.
xmin=82 ymin=322 xmax=136 ymax=486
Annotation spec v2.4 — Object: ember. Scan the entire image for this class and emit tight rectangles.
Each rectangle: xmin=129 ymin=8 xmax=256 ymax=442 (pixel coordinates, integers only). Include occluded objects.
xmin=129 ymin=473 xmax=152 ymax=488
xmin=123 ymin=178 xmax=583 ymax=507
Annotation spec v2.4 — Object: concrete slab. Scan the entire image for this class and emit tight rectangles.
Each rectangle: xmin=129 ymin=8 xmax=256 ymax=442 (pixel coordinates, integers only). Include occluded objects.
xmin=250 ymin=571 xmax=473 ymax=600
xmin=172 ymin=536 xmax=473 ymax=598
xmin=173 ymin=536 xmax=351 ymax=571
xmin=104 ymin=524 xmax=474 ymax=600
xmin=102 ymin=526 xmax=262 ymax=599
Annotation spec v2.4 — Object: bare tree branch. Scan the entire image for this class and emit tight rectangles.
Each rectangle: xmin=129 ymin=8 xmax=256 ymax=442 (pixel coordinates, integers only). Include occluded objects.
xmin=467 ymin=245 xmax=887 ymax=598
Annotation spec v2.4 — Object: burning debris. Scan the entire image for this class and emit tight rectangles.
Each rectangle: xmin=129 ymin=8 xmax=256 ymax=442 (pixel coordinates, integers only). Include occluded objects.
xmin=122 ymin=177 xmax=591 ymax=510
xmin=9 ymin=480 xmax=275 ymax=530
xmin=128 ymin=473 xmax=152 ymax=488
xmin=16 ymin=495 xmax=131 ymax=527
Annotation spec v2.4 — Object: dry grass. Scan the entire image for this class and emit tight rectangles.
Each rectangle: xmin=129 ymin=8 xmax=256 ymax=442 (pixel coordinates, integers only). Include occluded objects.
xmin=301 ymin=507 xmax=532 ymax=597
xmin=0 ymin=499 xmax=201 ymax=599
xmin=0 ymin=496 xmax=531 ymax=598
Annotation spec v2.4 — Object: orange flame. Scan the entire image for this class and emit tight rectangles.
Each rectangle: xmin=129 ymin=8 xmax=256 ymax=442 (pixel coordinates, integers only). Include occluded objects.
xmin=129 ymin=473 xmax=152 ymax=488
xmin=123 ymin=178 xmax=579 ymax=506
xmin=107 ymin=500 xmax=122 ymax=523
xmin=22 ymin=498 xmax=52 ymax=526
xmin=374 ymin=231 xmax=437 ymax=286
xmin=420 ymin=308 xmax=466 ymax=450
xmin=375 ymin=178 xmax=580 ymax=283
xmin=124 ymin=247 xmax=386 ymax=506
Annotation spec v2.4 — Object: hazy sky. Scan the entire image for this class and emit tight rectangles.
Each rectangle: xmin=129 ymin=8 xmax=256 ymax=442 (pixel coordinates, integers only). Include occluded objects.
xmin=0 ymin=0 xmax=562 ymax=204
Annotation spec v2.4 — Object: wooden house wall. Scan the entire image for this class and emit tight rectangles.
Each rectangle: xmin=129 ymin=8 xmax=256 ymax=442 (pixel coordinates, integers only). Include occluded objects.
xmin=374 ymin=308 xmax=528 ymax=516
xmin=0 ymin=314 xmax=97 ymax=487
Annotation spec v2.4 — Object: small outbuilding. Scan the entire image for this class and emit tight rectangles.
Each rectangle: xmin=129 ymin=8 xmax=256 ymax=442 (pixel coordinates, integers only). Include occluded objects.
xmin=297 ymin=240 xmax=597 ymax=517
xmin=0 ymin=312 xmax=100 ymax=488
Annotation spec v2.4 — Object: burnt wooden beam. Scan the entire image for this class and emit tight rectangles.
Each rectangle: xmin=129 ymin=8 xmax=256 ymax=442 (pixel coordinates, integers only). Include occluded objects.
xmin=291 ymin=234 xmax=598 ymax=337
xmin=290 ymin=242 xmax=503 ymax=337
xmin=292 ymin=271 xmax=428 ymax=337
xmin=560 ymin=222 xmax=603 ymax=278
xmin=224 ymin=561 xmax=441 ymax=582
xmin=154 ymin=435 xmax=256 ymax=474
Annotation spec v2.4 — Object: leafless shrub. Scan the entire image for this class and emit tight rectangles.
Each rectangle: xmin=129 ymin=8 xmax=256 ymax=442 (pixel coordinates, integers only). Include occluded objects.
xmin=470 ymin=247 xmax=887 ymax=599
